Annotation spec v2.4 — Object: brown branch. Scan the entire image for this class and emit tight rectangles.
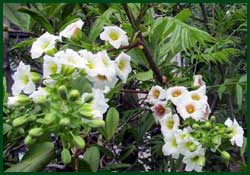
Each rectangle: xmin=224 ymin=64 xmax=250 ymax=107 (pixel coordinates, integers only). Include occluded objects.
xmin=199 ymin=3 xmax=211 ymax=33
xmin=4 ymin=26 xmax=39 ymax=37
xmin=121 ymin=89 xmax=148 ymax=94
xmin=107 ymin=42 xmax=140 ymax=52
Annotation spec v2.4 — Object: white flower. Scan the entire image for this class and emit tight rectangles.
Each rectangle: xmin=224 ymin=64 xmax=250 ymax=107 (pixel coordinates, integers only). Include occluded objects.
xmin=59 ymin=19 xmax=84 ymax=39
xmin=159 ymin=114 xmax=180 ymax=134
xmin=30 ymin=32 xmax=58 ymax=59
xmin=188 ymin=86 xmax=207 ymax=103
xmin=91 ymin=88 xmax=109 ymax=119
xmin=43 ymin=55 xmax=62 ymax=78
xmin=162 ymin=130 xmax=181 ymax=159
xmin=176 ymin=99 xmax=206 ymax=121
xmin=225 ymin=118 xmax=244 ymax=147
xmin=147 ymin=85 xmax=166 ymax=104
xmin=55 ymin=49 xmax=86 ymax=69
xmin=166 ymin=86 xmax=188 ymax=105
xmin=89 ymin=74 xmax=118 ymax=90
xmin=179 ymin=136 xmax=201 ymax=156
xmin=29 ymin=87 xmax=48 ymax=103
xmin=151 ymin=102 xmax=171 ymax=120
xmin=11 ymin=61 xmax=36 ymax=95
xmin=79 ymin=50 xmax=98 ymax=77
xmin=193 ymin=75 xmax=205 ymax=87
xmin=115 ymin=52 xmax=132 ymax=83
xmin=96 ymin=51 xmax=116 ymax=79
xmin=183 ymin=147 xmax=206 ymax=172
xmin=100 ymin=26 xmax=129 ymax=49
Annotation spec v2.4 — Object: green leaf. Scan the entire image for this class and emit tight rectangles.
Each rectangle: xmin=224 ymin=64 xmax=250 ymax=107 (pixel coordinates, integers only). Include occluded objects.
xmin=3 ymin=3 xmax=30 ymax=31
xmin=88 ymin=7 xmax=115 ymax=43
xmin=5 ymin=142 xmax=54 ymax=172
xmin=3 ymin=123 xmax=12 ymax=135
xmin=135 ymin=70 xmax=153 ymax=81
xmin=127 ymin=48 xmax=148 ymax=65
xmin=137 ymin=112 xmax=155 ymax=142
xmin=175 ymin=8 xmax=192 ymax=22
xmin=218 ymin=84 xmax=226 ymax=100
xmin=83 ymin=146 xmax=100 ymax=172
xmin=68 ymin=76 xmax=92 ymax=93
xmin=105 ymin=107 xmax=119 ymax=141
xmin=239 ymin=74 xmax=247 ymax=83
xmin=18 ymin=7 xmax=54 ymax=33
xmin=240 ymin=137 xmax=247 ymax=157
xmin=236 ymin=84 xmax=243 ymax=109
xmin=10 ymin=38 xmax=36 ymax=51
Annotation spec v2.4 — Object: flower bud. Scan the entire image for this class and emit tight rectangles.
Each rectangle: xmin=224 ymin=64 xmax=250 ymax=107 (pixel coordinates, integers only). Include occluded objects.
xmin=61 ymin=148 xmax=72 ymax=164
xmin=225 ymin=133 xmax=234 ymax=138
xmin=62 ymin=65 xmax=75 ymax=75
xmin=197 ymin=156 xmax=205 ymax=166
xmin=72 ymin=135 xmax=86 ymax=149
xmin=59 ymin=118 xmax=70 ymax=126
xmin=31 ymin=72 xmax=41 ymax=83
xmin=192 ymin=123 xmax=200 ymax=129
xmin=45 ymin=47 xmax=57 ymax=56
xmin=24 ymin=135 xmax=36 ymax=145
xmin=188 ymin=143 xmax=198 ymax=152
xmin=44 ymin=113 xmax=56 ymax=124
xmin=226 ymin=127 xmax=234 ymax=133
xmin=210 ymin=116 xmax=216 ymax=122
xmin=29 ymin=128 xmax=44 ymax=137
xmin=204 ymin=121 xmax=211 ymax=128
xmin=86 ymin=119 xmax=105 ymax=128
xmin=69 ymin=89 xmax=80 ymax=102
xmin=79 ymin=69 xmax=87 ymax=76
xmin=18 ymin=128 xmax=25 ymax=134
xmin=12 ymin=116 xmax=28 ymax=127
xmin=58 ymin=85 xmax=67 ymax=100
xmin=212 ymin=136 xmax=221 ymax=145
xmin=214 ymin=126 xmax=219 ymax=131
xmin=83 ymin=94 xmax=93 ymax=103
xmin=221 ymin=151 xmax=230 ymax=160
xmin=79 ymin=104 xmax=93 ymax=119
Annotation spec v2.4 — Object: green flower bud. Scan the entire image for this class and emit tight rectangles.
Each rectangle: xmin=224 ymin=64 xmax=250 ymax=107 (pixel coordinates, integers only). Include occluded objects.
xmin=204 ymin=121 xmax=211 ymax=128
xmin=226 ymin=127 xmax=234 ymax=133
xmin=72 ymin=135 xmax=86 ymax=149
xmin=44 ymin=113 xmax=56 ymax=124
xmin=59 ymin=118 xmax=70 ymax=126
xmin=18 ymin=128 xmax=25 ymax=134
xmin=192 ymin=123 xmax=200 ymax=129
xmin=83 ymin=94 xmax=93 ymax=103
xmin=61 ymin=148 xmax=72 ymax=165
xmin=221 ymin=151 xmax=230 ymax=160
xmin=79 ymin=69 xmax=87 ymax=76
xmin=214 ymin=126 xmax=220 ymax=131
xmin=210 ymin=116 xmax=216 ymax=122
xmin=226 ymin=133 xmax=234 ymax=138
xmin=218 ymin=128 xmax=225 ymax=134
xmin=79 ymin=104 xmax=93 ymax=119
xmin=31 ymin=72 xmax=41 ymax=83
xmin=58 ymin=85 xmax=67 ymax=100
xmin=86 ymin=119 xmax=105 ymax=128
xmin=62 ymin=65 xmax=75 ymax=75
xmin=29 ymin=128 xmax=44 ymax=137
xmin=69 ymin=89 xmax=80 ymax=102
xmin=24 ymin=135 xmax=36 ymax=145
xmin=212 ymin=135 xmax=221 ymax=145
xmin=12 ymin=116 xmax=28 ymax=127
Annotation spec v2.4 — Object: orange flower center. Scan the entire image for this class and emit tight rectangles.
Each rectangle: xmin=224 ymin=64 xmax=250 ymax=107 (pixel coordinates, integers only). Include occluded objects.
xmin=191 ymin=94 xmax=200 ymax=101
xmin=186 ymin=104 xmax=195 ymax=114
xmin=153 ymin=89 xmax=160 ymax=99
xmin=172 ymin=89 xmax=181 ymax=97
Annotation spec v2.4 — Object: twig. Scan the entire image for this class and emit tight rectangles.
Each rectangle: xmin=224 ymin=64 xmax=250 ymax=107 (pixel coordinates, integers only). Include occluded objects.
xmin=121 ymin=89 xmax=148 ymax=94
xmin=107 ymin=42 xmax=140 ymax=52
xmin=4 ymin=26 xmax=39 ymax=37
xmin=199 ymin=3 xmax=211 ymax=33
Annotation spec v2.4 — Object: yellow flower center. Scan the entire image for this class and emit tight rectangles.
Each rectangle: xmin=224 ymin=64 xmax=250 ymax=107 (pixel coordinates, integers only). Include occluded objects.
xmin=109 ymin=32 xmax=119 ymax=41
xmin=23 ymin=74 xmax=29 ymax=84
xmin=42 ymin=41 xmax=50 ymax=49
xmin=166 ymin=119 xmax=174 ymax=129
xmin=86 ymin=61 xmax=94 ymax=69
xmin=153 ymin=89 xmax=160 ymax=99
xmin=102 ymin=58 xmax=110 ymax=67
xmin=97 ymin=74 xmax=107 ymax=81
xmin=118 ymin=60 xmax=126 ymax=71
xmin=186 ymin=104 xmax=195 ymax=114
xmin=191 ymin=94 xmax=200 ymax=101
xmin=172 ymin=89 xmax=182 ymax=97
xmin=50 ymin=63 xmax=58 ymax=74
xmin=172 ymin=138 xmax=177 ymax=147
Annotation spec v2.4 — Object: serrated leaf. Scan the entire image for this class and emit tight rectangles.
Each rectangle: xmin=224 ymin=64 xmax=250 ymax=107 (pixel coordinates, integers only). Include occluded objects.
xmin=135 ymin=70 xmax=153 ymax=81
xmin=83 ymin=146 xmax=100 ymax=172
xmin=236 ymin=84 xmax=243 ymax=109
xmin=5 ymin=142 xmax=54 ymax=172
xmin=105 ymin=107 xmax=119 ymax=141
xmin=18 ymin=7 xmax=54 ymax=33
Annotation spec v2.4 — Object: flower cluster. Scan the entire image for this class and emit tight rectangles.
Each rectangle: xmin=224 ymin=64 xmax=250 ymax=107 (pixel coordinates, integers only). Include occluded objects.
xmin=7 ymin=19 xmax=132 ymax=164
xmin=147 ymin=75 xmax=244 ymax=172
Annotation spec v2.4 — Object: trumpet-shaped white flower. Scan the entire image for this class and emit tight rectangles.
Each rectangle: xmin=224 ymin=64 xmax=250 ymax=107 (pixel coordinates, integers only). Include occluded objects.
xmin=193 ymin=75 xmax=205 ymax=88
xmin=30 ymin=32 xmax=58 ymax=59
xmin=79 ymin=50 xmax=98 ymax=77
xmin=43 ymin=55 xmax=62 ymax=78
xmin=147 ymin=85 xmax=166 ymax=104
xmin=177 ymin=99 xmax=206 ymax=121
xmin=29 ymin=87 xmax=48 ymax=103
xmin=162 ymin=130 xmax=181 ymax=159
xmin=166 ymin=86 xmax=188 ymax=105
xmin=225 ymin=118 xmax=244 ymax=147
xmin=159 ymin=114 xmax=180 ymax=134
xmin=151 ymin=102 xmax=171 ymax=120
xmin=188 ymin=86 xmax=207 ymax=103
xmin=55 ymin=49 xmax=86 ymax=69
xmin=59 ymin=19 xmax=84 ymax=39
xmin=115 ymin=52 xmax=132 ymax=83
xmin=89 ymin=74 xmax=118 ymax=90
xmin=91 ymin=88 xmax=109 ymax=119
xmin=11 ymin=61 xmax=36 ymax=95
xmin=100 ymin=26 xmax=129 ymax=49
xmin=183 ymin=147 xmax=206 ymax=172
xmin=179 ymin=136 xmax=201 ymax=156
